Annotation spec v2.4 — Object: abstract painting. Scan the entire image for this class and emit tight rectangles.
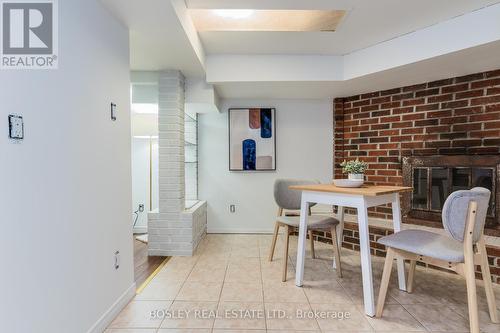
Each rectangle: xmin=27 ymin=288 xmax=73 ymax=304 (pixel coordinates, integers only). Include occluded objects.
xmin=229 ymin=108 xmax=276 ymax=171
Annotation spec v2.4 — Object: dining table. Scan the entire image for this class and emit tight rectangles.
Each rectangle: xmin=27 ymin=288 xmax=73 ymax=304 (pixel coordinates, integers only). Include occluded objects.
xmin=289 ymin=183 xmax=413 ymax=317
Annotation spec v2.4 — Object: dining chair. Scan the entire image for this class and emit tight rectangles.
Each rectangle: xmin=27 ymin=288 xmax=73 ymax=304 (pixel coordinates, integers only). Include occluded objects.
xmin=375 ymin=187 xmax=498 ymax=333
xmin=268 ymin=179 xmax=343 ymax=282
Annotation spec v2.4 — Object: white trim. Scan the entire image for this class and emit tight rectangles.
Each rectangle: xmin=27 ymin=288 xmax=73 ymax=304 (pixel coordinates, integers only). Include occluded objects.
xmin=86 ymin=282 xmax=136 ymax=333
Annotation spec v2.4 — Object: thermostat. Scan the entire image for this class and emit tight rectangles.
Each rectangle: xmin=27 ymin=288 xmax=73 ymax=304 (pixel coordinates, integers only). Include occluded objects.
xmin=8 ymin=114 xmax=24 ymax=140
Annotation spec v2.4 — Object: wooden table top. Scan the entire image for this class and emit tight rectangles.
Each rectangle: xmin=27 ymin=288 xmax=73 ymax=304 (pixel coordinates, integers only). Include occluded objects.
xmin=289 ymin=184 xmax=413 ymax=196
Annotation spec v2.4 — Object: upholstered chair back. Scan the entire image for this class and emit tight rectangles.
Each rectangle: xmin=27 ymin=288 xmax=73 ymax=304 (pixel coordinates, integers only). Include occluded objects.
xmin=274 ymin=179 xmax=319 ymax=210
xmin=442 ymin=187 xmax=491 ymax=243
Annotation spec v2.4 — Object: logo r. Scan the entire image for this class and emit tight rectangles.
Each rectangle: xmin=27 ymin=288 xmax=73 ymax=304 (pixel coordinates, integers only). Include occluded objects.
xmin=2 ymin=2 xmax=53 ymax=54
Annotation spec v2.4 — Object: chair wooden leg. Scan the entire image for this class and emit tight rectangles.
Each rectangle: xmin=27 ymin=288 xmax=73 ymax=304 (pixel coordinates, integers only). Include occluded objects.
xmin=269 ymin=222 xmax=280 ymax=262
xmin=464 ymin=247 xmax=480 ymax=333
xmin=309 ymin=230 xmax=315 ymax=259
xmin=282 ymin=225 xmax=290 ymax=282
xmin=331 ymin=226 xmax=342 ymax=278
xmin=407 ymin=260 xmax=417 ymax=293
xmin=479 ymin=239 xmax=499 ymax=323
xmin=376 ymin=248 xmax=395 ymax=317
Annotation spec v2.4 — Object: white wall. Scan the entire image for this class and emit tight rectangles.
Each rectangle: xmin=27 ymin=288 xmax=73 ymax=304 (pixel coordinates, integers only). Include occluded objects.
xmin=199 ymin=99 xmax=333 ymax=233
xmin=0 ymin=1 xmax=133 ymax=332
xmin=131 ymin=138 xmax=159 ymax=231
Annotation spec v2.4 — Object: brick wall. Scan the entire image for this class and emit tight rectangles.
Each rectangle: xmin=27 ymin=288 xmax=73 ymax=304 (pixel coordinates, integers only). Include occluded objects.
xmin=328 ymin=68 xmax=500 ymax=284
xmin=334 ymin=69 xmax=500 ymax=220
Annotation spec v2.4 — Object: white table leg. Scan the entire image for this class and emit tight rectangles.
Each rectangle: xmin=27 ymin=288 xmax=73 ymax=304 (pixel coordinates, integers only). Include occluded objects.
xmin=357 ymin=201 xmax=376 ymax=317
xmin=392 ymin=193 xmax=407 ymax=291
xmin=295 ymin=194 xmax=310 ymax=287
xmin=333 ymin=205 xmax=344 ymax=269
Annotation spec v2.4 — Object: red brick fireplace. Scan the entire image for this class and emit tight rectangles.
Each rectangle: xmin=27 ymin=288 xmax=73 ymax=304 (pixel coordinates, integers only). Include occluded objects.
xmin=323 ymin=68 xmax=500 ymax=283
xmin=334 ymin=69 xmax=500 ymax=226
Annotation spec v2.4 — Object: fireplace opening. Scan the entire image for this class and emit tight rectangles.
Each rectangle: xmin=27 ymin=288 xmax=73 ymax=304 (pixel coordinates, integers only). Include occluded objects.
xmin=402 ymin=156 xmax=500 ymax=236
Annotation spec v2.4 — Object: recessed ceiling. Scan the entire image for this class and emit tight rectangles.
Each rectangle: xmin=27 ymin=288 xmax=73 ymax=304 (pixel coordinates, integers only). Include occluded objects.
xmin=101 ymin=0 xmax=500 ymax=99
xmin=190 ymin=9 xmax=345 ymax=32
xmin=188 ymin=0 xmax=500 ymax=55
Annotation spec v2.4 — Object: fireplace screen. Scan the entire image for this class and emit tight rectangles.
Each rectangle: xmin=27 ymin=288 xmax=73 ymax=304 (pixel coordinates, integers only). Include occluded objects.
xmin=403 ymin=156 xmax=500 ymax=235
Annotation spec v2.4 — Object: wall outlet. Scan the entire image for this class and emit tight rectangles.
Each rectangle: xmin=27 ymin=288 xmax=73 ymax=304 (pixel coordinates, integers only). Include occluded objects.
xmin=229 ymin=205 xmax=236 ymax=213
xmin=8 ymin=114 xmax=24 ymax=140
xmin=138 ymin=204 xmax=144 ymax=212
xmin=114 ymin=250 xmax=120 ymax=270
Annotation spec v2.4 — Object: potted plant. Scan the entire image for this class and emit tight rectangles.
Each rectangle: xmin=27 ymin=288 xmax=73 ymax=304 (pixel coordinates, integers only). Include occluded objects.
xmin=340 ymin=159 xmax=368 ymax=181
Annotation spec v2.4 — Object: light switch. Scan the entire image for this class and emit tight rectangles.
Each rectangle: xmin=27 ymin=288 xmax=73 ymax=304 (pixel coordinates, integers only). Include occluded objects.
xmin=8 ymin=114 xmax=24 ymax=140
xmin=111 ymin=103 xmax=117 ymax=121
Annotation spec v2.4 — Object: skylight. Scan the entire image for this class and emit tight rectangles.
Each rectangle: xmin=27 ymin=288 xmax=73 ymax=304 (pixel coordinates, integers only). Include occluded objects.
xmin=213 ymin=9 xmax=254 ymax=19
xmin=189 ymin=9 xmax=346 ymax=32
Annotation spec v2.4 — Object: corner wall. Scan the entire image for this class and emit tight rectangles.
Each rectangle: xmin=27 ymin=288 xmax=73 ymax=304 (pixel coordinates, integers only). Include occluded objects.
xmin=198 ymin=99 xmax=333 ymax=233
xmin=0 ymin=1 xmax=133 ymax=332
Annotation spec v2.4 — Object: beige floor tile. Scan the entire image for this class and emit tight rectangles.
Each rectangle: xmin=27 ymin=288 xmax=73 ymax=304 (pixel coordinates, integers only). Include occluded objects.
xmin=186 ymin=266 xmax=226 ymax=282
xmin=310 ymin=303 xmax=373 ymax=332
xmin=320 ymin=331 xmax=373 ymax=333
xmin=108 ymin=300 xmax=171 ymax=329
xmin=225 ymin=263 xmax=261 ymax=283
xmin=157 ymin=329 xmax=211 ymax=332
xmin=403 ymin=303 xmax=470 ymax=332
xmin=302 ymin=280 xmax=353 ymax=304
xmin=198 ymin=248 xmax=231 ymax=259
xmin=261 ymin=267 xmax=295 ymax=282
xmin=263 ymin=281 xmax=309 ymax=303
xmin=449 ymin=303 xmax=500 ymax=333
xmin=388 ymin=283 xmax=449 ymax=305
xmin=105 ymin=330 xmax=156 ymax=333
xmin=212 ymin=329 xmax=268 ymax=333
xmin=267 ymin=331 xmax=320 ymax=333
xmin=195 ymin=256 xmax=230 ymax=268
xmin=230 ymin=234 xmax=260 ymax=246
xmin=365 ymin=304 xmax=425 ymax=331
xmin=265 ymin=302 xmax=320 ymax=331
xmin=135 ymin=280 xmax=183 ymax=301
xmin=160 ymin=301 xmax=217 ymax=329
xmin=109 ymin=234 xmax=500 ymax=333
xmin=153 ymin=266 xmax=192 ymax=282
xmin=166 ymin=257 xmax=198 ymax=269
xmin=228 ymin=257 xmax=261 ymax=267
xmin=213 ymin=301 xmax=266 ymax=330
xmin=341 ymin=281 xmax=398 ymax=306
xmin=176 ymin=281 xmax=223 ymax=301
xmin=231 ymin=246 xmax=260 ymax=258
xmin=220 ymin=281 xmax=264 ymax=302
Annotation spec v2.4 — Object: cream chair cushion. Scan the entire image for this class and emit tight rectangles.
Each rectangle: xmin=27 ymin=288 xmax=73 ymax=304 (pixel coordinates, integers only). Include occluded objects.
xmin=277 ymin=215 xmax=339 ymax=230
xmin=378 ymin=229 xmax=465 ymax=262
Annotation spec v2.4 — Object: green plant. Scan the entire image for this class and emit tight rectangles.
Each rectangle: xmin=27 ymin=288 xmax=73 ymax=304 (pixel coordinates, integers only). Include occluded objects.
xmin=340 ymin=158 xmax=368 ymax=174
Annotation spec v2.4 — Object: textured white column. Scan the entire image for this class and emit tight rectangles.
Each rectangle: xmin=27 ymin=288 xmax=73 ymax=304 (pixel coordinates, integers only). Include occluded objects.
xmin=148 ymin=70 xmax=207 ymax=256
xmin=158 ymin=70 xmax=185 ymax=213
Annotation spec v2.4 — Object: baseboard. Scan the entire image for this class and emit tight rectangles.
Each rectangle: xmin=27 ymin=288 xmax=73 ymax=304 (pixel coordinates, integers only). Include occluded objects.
xmin=86 ymin=282 xmax=136 ymax=333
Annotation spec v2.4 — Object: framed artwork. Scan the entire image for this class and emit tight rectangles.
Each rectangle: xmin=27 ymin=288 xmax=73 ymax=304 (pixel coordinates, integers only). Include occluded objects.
xmin=229 ymin=108 xmax=276 ymax=171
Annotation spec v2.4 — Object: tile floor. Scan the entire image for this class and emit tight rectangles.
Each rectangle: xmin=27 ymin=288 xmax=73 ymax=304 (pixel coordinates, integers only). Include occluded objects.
xmin=107 ymin=234 xmax=500 ymax=333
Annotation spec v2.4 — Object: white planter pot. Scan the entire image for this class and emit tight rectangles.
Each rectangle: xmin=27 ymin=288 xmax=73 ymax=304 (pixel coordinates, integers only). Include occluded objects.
xmin=348 ymin=173 xmax=364 ymax=181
